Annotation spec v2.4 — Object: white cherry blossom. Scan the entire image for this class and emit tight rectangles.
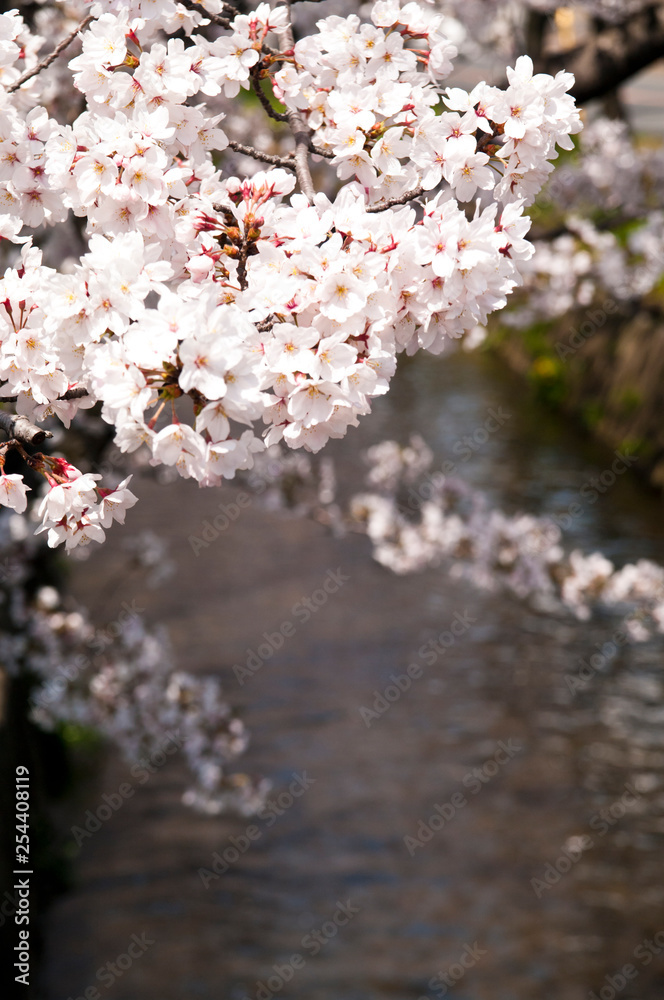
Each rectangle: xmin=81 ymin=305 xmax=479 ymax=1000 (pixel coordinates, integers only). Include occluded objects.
xmin=0 ymin=0 xmax=581 ymax=548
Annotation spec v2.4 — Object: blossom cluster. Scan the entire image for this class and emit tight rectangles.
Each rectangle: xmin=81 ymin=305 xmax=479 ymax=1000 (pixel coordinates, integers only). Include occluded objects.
xmin=0 ymin=456 xmax=138 ymax=553
xmin=500 ymin=119 xmax=664 ymax=330
xmin=0 ymin=498 xmax=266 ymax=816
xmin=35 ymin=458 xmax=137 ymax=551
xmin=31 ymin=604 xmax=268 ymax=816
xmin=275 ymin=8 xmax=578 ymax=206
xmin=348 ymin=437 xmax=664 ymax=638
xmin=0 ymin=1 xmax=580 ymax=549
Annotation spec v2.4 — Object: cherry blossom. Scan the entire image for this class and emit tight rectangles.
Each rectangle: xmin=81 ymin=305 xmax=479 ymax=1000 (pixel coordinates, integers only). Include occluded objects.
xmin=347 ymin=437 xmax=664 ymax=637
xmin=0 ymin=472 xmax=30 ymax=513
xmin=0 ymin=0 xmax=580 ymax=550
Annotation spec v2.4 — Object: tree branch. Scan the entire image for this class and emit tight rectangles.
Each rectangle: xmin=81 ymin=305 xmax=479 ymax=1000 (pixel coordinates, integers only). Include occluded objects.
xmin=178 ymin=0 xmax=234 ymax=30
xmin=227 ymin=138 xmax=295 ymax=167
xmin=0 ymin=412 xmax=52 ymax=447
xmin=1 ymin=387 xmax=89 ymax=404
xmin=535 ymin=3 xmax=664 ymax=105
xmin=251 ymin=67 xmax=289 ymax=122
xmin=180 ymin=0 xmax=283 ymax=53
xmin=274 ymin=1 xmax=315 ymax=203
xmin=60 ymin=387 xmax=89 ymax=401
xmin=366 ymin=185 xmax=425 ymax=213
xmin=8 ymin=14 xmax=94 ymax=94
xmin=308 ymin=141 xmax=334 ymax=160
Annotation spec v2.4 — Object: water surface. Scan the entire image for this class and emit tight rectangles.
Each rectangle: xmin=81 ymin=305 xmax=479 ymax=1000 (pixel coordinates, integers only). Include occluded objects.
xmin=41 ymin=349 xmax=664 ymax=1000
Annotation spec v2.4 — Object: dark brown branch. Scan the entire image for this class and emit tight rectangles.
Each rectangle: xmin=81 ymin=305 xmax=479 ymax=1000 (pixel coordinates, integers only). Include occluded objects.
xmin=227 ymin=138 xmax=295 ymax=167
xmin=237 ymin=238 xmax=249 ymax=290
xmin=366 ymin=186 xmax=425 ymax=213
xmin=308 ymin=141 xmax=334 ymax=160
xmin=1 ymin=387 xmax=89 ymax=404
xmin=251 ymin=68 xmax=289 ymax=122
xmin=0 ymin=412 xmax=52 ymax=447
xmin=8 ymin=14 xmax=94 ymax=94
xmin=60 ymin=386 xmax=89 ymax=401
xmin=178 ymin=0 xmax=234 ymax=30
xmin=534 ymin=3 xmax=664 ymax=105
xmin=523 ymin=10 xmax=549 ymax=66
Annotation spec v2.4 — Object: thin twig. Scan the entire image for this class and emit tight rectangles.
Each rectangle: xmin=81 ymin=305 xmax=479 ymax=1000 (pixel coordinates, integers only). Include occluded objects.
xmin=274 ymin=1 xmax=315 ymax=203
xmin=227 ymin=139 xmax=295 ymax=168
xmin=366 ymin=185 xmax=425 ymax=213
xmin=180 ymin=0 xmax=281 ymax=56
xmin=178 ymin=0 xmax=233 ymax=30
xmin=8 ymin=14 xmax=94 ymax=93
xmin=251 ymin=67 xmax=289 ymax=122
xmin=0 ymin=412 xmax=52 ymax=447
xmin=237 ymin=237 xmax=250 ymax=291
xmin=1 ymin=387 xmax=89 ymax=404
xmin=308 ymin=140 xmax=334 ymax=160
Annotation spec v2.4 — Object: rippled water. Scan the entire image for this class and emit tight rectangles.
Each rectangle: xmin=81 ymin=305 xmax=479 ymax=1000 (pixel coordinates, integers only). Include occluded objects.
xmin=42 ymin=349 xmax=664 ymax=1000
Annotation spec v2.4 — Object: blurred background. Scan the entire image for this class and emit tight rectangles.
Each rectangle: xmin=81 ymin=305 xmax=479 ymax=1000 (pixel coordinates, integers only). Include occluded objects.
xmin=1 ymin=1 xmax=664 ymax=998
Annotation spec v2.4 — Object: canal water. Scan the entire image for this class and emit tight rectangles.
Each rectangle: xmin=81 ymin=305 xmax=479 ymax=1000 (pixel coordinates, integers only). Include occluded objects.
xmin=39 ymin=348 xmax=664 ymax=1000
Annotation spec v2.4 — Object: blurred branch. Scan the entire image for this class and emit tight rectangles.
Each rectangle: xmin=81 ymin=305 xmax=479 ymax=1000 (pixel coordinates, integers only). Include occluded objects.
xmin=524 ymin=10 xmax=549 ymax=64
xmin=537 ymin=3 xmax=664 ymax=105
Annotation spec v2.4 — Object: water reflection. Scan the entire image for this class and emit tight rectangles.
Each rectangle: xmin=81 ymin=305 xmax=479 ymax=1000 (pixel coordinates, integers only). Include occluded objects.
xmin=42 ymin=349 xmax=664 ymax=1000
